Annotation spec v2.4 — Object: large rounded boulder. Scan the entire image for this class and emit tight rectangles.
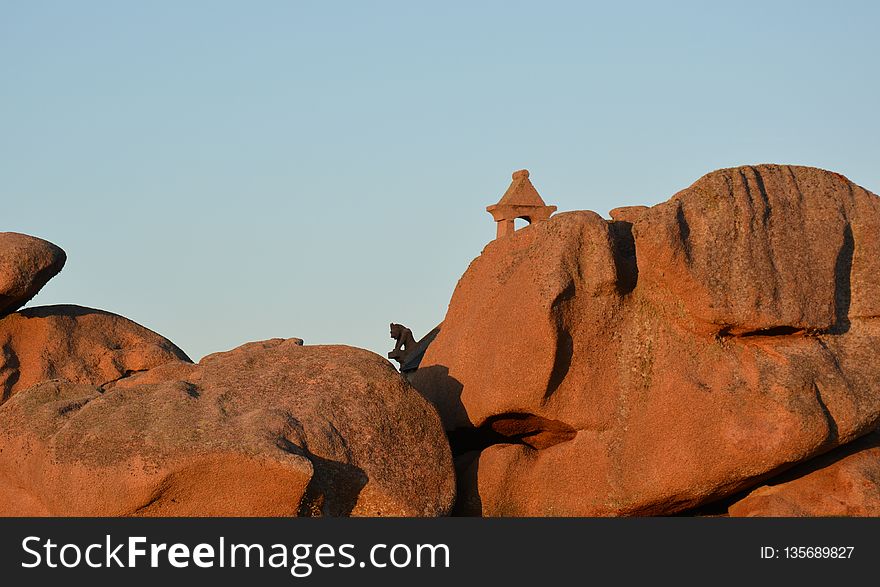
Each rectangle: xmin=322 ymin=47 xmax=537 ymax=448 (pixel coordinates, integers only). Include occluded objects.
xmin=0 ymin=233 xmax=66 ymax=317
xmin=0 ymin=338 xmax=455 ymax=517
xmin=0 ymin=304 xmax=191 ymax=404
xmin=411 ymin=164 xmax=880 ymax=516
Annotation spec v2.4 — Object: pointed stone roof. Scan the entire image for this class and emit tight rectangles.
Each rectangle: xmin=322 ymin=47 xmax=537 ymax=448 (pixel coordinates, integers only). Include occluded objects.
xmin=494 ymin=169 xmax=550 ymax=208
xmin=486 ymin=169 xmax=557 ymax=240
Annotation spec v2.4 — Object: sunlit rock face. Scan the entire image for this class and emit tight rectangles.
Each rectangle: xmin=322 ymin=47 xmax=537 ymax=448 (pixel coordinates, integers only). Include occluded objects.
xmin=411 ymin=164 xmax=880 ymax=516
xmin=0 ymin=340 xmax=455 ymax=517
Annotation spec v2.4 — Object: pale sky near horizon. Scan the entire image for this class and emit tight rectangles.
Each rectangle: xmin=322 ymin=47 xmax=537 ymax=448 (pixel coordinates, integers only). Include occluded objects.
xmin=3 ymin=1 xmax=879 ymax=361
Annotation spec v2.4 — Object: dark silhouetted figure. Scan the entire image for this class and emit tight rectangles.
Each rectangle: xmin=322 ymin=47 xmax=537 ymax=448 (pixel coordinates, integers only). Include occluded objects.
xmin=388 ymin=323 xmax=442 ymax=374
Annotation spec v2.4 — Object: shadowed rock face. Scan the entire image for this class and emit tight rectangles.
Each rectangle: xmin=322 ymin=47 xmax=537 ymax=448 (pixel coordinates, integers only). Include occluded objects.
xmin=410 ymin=164 xmax=880 ymax=516
xmin=0 ymin=305 xmax=191 ymax=404
xmin=0 ymin=339 xmax=455 ymax=517
xmin=0 ymin=233 xmax=66 ymax=318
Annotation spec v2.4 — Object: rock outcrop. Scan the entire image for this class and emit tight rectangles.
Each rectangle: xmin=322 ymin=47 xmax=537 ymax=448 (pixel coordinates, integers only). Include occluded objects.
xmin=0 ymin=233 xmax=66 ymax=317
xmin=0 ymin=339 xmax=455 ymax=517
xmin=728 ymin=431 xmax=880 ymax=517
xmin=3 ymin=164 xmax=877 ymax=519
xmin=634 ymin=165 xmax=880 ymax=335
xmin=410 ymin=164 xmax=880 ymax=516
xmin=0 ymin=305 xmax=191 ymax=404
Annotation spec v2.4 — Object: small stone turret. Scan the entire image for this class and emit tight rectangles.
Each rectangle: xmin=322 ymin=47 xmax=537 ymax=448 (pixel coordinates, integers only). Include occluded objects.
xmin=486 ymin=169 xmax=557 ymax=240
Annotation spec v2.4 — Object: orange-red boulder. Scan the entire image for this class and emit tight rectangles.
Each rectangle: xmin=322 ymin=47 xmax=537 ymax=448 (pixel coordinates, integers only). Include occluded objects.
xmin=0 ymin=339 xmax=454 ymax=516
xmin=0 ymin=233 xmax=66 ymax=317
xmin=0 ymin=305 xmax=191 ymax=404
xmin=728 ymin=431 xmax=880 ymax=517
xmin=410 ymin=164 xmax=880 ymax=516
xmin=634 ymin=165 xmax=880 ymax=335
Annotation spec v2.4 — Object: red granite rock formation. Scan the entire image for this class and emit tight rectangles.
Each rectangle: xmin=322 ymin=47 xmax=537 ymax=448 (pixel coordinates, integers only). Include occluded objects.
xmin=0 ymin=339 xmax=455 ymax=517
xmin=728 ymin=431 xmax=880 ymax=517
xmin=0 ymin=305 xmax=191 ymax=404
xmin=0 ymin=232 xmax=66 ymax=317
xmin=410 ymin=164 xmax=880 ymax=516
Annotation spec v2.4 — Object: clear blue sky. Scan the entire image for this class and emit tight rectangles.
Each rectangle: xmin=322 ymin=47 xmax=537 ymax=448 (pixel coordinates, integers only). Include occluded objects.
xmin=3 ymin=1 xmax=879 ymax=360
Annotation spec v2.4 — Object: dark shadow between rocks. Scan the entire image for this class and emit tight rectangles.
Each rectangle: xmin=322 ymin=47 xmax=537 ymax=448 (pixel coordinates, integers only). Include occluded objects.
xmin=276 ymin=438 xmax=368 ymax=516
xmin=447 ymin=413 xmax=577 ymax=516
xmin=0 ymin=340 xmax=20 ymax=403
xmin=483 ymin=412 xmax=577 ymax=450
xmin=411 ymin=359 xmax=581 ymax=515
xmin=18 ymin=304 xmax=114 ymax=319
xmin=451 ymin=450 xmax=482 ymax=516
xmin=297 ymin=455 xmax=369 ymax=517
xmin=756 ymin=429 xmax=879 ymax=487
xmin=546 ymin=282 xmax=576 ymax=400
xmin=675 ymin=202 xmax=692 ymax=263
xmin=609 ymin=220 xmax=639 ymax=295
xmin=407 ymin=365 xmax=469 ymax=431
xmin=813 ymin=383 xmax=840 ymax=450
xmin=831 ymin=223 xmax=853 ymax=334
xmin=680 ymin=429 xmax=880 ymax=517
